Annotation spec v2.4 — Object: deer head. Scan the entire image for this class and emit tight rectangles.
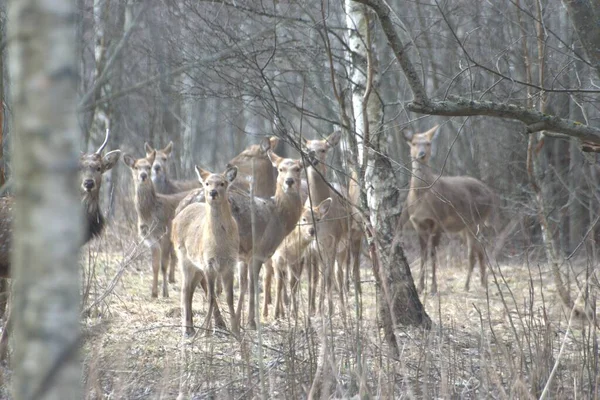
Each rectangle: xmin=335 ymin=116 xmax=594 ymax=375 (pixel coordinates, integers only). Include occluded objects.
xmin=195 ymin=165 xmax=238 ymax=204
xmin=268 ymin=151 xmax=304 ymax=194
xmin=123 ymin=151 xmax=156 ymax=186
xmin=80 ymin=129 xmax=120 ymax=197
xmin=300 ymin=197 xmax=332 ymax=239
xmin=145 ymin=141 xmax=173 ymax=183
xmin=304 ymin=131 xmax=341 ymax=164
xmin=404 ymin=125 xmax=440 ymax=163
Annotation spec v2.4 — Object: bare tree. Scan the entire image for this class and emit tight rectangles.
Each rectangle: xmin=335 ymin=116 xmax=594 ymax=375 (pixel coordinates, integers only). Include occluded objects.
xmin=8 ymin=0 xmax=82 ymax=398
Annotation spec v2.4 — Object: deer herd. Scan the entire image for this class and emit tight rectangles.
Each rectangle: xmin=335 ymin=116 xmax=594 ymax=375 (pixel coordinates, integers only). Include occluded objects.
xmin=0 ymin=124 xmax=499 ymax=340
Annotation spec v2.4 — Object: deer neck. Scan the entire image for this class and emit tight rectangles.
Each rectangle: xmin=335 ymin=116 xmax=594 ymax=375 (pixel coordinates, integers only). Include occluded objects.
xmin=410 ymin=159 xmax=436 ymax=190
xmin=306 ymin=165 xmax=331 ymax=204
xmin=134 ymin=181 xmax=159 ymax=221
xmin=152 ymin=173 xmax=174 ymax=194
xmin=204 ymin=198 xmax=235 ymax=235
xmin=274 ymin=187 xmax=303 ymax=234
xmin=81 ymin=189 xmax=104 ymax=243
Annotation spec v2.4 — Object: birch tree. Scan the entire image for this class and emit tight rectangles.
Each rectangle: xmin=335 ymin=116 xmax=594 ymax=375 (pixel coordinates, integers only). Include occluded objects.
xmin=8 ymin=0 xmax=82 ymax=398
xmin=345 ymin=1 xmax=431 ymax=336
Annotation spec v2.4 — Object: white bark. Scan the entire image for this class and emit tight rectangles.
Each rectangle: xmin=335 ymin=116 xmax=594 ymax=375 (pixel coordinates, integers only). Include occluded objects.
xmin=8 ymin=0 xmax=83 ymax=398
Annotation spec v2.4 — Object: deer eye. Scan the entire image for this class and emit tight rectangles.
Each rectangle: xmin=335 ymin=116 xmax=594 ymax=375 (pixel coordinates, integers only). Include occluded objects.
xmin=220 ymin=182 xmax=225 ymax=187
xmin=205 ymin=182 xmax=209 ymax=186
xmin=302 ymin=218 xmax=307 ymax=223
xmin=279 ymin=168 xmax=283 ymax=172
xmin=96 ymin=166 xmax=101 ymax=172
xmin=295 ymin=167 xmax=300 ymax=172
xmin=320 ymin=149 xmax=326 ymax=153
xmin=162 ymin=157 xmax=167 ymax=161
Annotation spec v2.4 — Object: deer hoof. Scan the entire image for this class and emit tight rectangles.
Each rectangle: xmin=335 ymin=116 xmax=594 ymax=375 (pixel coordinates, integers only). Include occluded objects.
xmin=151 ymin=291 xmax=158 ymax=298
xmin=184 ymin=327 xmax=195 ymax=338
xmin=247 ymin=319 xmax=257 ymax=330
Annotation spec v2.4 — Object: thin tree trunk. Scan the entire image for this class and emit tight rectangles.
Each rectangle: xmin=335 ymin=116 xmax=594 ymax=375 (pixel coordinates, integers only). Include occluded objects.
xmin=346 ymin=0 xmax=431 ymax=334
xmin=8 ymin=0 xmax=83 ymax=398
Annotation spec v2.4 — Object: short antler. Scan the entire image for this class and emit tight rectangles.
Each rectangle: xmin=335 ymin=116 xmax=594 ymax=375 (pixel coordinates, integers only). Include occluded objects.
xmin=96 ymin=128 xmax=110 ymax=154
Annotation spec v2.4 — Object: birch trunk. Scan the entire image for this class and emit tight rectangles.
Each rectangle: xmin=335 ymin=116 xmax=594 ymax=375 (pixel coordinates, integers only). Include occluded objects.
xmin=8 ymin=0 xmax=83 ymax=398
xmin=345 ymin=0 xmax=431 ymax=333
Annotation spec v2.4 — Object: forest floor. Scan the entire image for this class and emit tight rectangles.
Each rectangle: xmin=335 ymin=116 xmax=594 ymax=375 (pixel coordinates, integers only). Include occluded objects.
xmin=1 ymin=223 xmax=597 ymax=399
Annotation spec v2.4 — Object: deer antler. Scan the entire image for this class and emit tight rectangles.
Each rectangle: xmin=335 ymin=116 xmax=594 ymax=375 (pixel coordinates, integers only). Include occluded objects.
xmin=96 ymin=128 xmax=110 ymax=154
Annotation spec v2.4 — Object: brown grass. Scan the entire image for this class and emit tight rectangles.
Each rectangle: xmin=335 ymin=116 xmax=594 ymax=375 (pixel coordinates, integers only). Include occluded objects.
xmin=1 ymin=224 xmax=598 ymax=399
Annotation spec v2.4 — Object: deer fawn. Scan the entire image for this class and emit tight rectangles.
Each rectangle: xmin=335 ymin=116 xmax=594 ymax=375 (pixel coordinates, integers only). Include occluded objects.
xmin=172 ymin=165 xmax=241 ymax=336
xmin=303 ymin=131 xmax=351 ymax=315
xmin=404 ymin=125 xmax=496 ymax=294
xmin=271 ymin=197 xmax=332 ymax=319
xmin=123 ymin=151 xmax=190 ymax=298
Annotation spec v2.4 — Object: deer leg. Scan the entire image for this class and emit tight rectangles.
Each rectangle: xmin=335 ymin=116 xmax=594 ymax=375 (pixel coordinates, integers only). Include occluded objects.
xmin=181 ymin=261 xmax=199 ymax=337
xmin=465 ymin=233 xmax=476 ymax=291
xmin=151 ymin=244 xmax=161 ymax=298
xmin=290 ymin=260 xmax=302 ymax=320
xmin=222 ymin=266 xmax=238 ymax=335
xmin=417 ymin=233 xmax=428 ymax=294
xmin=160 ymin=237 xmax=171 ymax=298
xmin=477 ymin=241 xmax=487 ymax=287
xmin=247 ymin=259 xmax=262 ymax=330
xmin=168 ymin=246 xmax=177 ymax=283
xmin=430 ymin=232 xmax=441 ymax=295
xmin=334 ymin=240 xmax=347 ymax=317
xmin=262 ymin=259 xmax=273 ymax=318
xmin=307 ymin=252 xmax=318 ymax=316
xmin=0 ymin=279 xmax=8 ymax=319
xmin=274 ymin=263 xmax=286 ymax=319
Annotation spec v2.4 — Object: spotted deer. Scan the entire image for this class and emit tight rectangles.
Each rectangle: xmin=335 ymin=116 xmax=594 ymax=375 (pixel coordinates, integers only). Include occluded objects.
xmin=123 ymin=151 xmax=190 ymax=298
xmin=271 ymin=197 xmax=331 ymax=319
xmin=172 ymin=165 xmax=241 ymax=336
xmin=404 ymin=125 xmax=496 ymax=294
xmin=303 ymin=131 xmax=351 ymax=315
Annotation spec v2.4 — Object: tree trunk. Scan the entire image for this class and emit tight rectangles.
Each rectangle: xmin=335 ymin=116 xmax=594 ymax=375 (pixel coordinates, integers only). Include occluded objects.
xmin=345 ymin=0 xmax=431 ymax=333
xmin=7 ymin=0 xmax=83 ymax=398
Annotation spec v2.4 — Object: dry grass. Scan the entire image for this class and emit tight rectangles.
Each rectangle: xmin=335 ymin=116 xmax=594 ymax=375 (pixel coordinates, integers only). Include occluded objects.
xmin=1 ymin=224 xmax=598 ymax=399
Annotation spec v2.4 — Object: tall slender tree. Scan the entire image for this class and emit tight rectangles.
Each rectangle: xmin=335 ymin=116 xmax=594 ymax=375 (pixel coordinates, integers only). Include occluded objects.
xmin=8 ymin=0 xmax=83 ymax=398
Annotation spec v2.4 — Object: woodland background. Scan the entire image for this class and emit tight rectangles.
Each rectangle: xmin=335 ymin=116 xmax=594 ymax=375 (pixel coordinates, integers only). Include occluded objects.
xmin=1 ymin=0 xmax=600 ymax=398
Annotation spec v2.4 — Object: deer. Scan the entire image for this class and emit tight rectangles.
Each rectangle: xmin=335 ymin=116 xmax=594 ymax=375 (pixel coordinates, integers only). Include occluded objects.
xmin=271 ymin=197 xmax=332 ymax=319
xmin=404 ymin=125 xmax=496 ymax=294
xmin=303 ymin=131 xmax=351 ymax=315
xmin=0 ymin=129 xmax=120 ymax=360
xmin=172 ymin=165 xmax=241 ymax=336
xmin=123 ymin=151 xmax=190 ymax=298
xmin=145 ymin=142 xmax=201 ymax=195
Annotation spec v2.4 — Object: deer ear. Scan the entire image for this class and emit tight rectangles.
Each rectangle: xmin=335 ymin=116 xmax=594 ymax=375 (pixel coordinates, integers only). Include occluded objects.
xmin=144 ymin=142 xmax=154 ymax=156
xmin=259 ymin=137 xmax=271 ymax=152
xmin=163 ymin=141 xmax=173 ymax=155
xmin=317 ymin=197 xmax=332 ymax=218
xmin=123 ymin=153 xmax=136 ymax=168
xmin=296 ymin=160 xmax=304 ymax=171
xmin=326 ymin=130 xmax=341 ymax=148
xmin=224 ymin=165 xmax=238 ymax=183
xmin=195 ymin=165 xmax=211 ymax=183
xmin=423 ymin=125 xmax=440 ymax=141
xmin=269 ymin=136 xmax=280 ymax=150
xmin=268 ymin=151 xmax=283 ymax=167
xmin=147 ymin=150 xmax=156 ymax=165
xmin=102 ymin=150 xmax=121 ymax=171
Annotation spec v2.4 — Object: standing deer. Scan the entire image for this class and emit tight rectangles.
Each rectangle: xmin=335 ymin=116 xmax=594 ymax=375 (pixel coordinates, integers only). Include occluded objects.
xmin=404 ymin=125 xmax=496 ymax=294
xmin=303 ymin=131 xmax=350 ymax=315
xmin=172 ymin=165 xmax=241 ymax=336
xmin=145 ymin=142 xmax=201 ymax=195
xmin=271 ymin=197 xmax=332 ymax=319
xmin=123 ymin=151 xmax=189 ymax=298
xmin=0 ymin=129 xmax=120 ymax=359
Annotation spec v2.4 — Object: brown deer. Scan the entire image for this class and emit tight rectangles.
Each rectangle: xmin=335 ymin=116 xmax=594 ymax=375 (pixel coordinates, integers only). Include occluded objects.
xmin=0 ymin=129 xmax=120 ymax=359
xmin=145 ymin=142 xmax=201 ymax=195
xmin=172 ymin=165 xmax=241 ymax=336
xmin=123 ymin=151 xmax=190 ymax=298
xmin=271 ymin=197 xmax=331 ymax=319
xmin=404 ymin=125 xmax=496 ymax=294
xmin=228 ymin=136 xmax=280 ymax=198
xmin=231 ymin=151 xmax=305 ymax=329
xmin=303 ymin=131 xmax=351 ymax=315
